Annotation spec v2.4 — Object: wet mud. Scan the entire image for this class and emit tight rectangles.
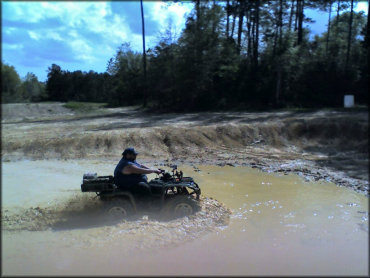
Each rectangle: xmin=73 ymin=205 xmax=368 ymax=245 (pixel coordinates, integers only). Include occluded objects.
xmin=2 ymin=195 xmax=230 ymax=236
xmin=1 ymin=161 xmax=368 ymax=275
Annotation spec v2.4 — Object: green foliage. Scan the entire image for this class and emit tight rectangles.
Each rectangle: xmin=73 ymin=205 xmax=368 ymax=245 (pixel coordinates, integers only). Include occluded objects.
xmin=106 ymin=43 xmax=145 ymax=106
xmin=1 ymin=62 xmax=45 ymax=103
xmin=37 ymin=1 xmax=368 ymax=111
xmin=18 ymin=72 xmax=47 ymax=102
xmin=1 ymin=62 xmax=22 ymax=103
xmin=46 ymin=64 xmax=112 ymax=103
xmin=103 ymin=1 xmax=367 ymax=111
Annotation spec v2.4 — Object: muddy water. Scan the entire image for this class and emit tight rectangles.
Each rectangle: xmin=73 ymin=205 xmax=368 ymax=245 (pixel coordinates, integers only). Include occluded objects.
xmin=2 ymin=160 xmax=368 ymax=275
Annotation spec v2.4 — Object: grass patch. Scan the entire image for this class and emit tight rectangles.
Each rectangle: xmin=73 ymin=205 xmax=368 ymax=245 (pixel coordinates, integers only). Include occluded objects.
xmin=63 ymin=101 xmax=107 ymax=112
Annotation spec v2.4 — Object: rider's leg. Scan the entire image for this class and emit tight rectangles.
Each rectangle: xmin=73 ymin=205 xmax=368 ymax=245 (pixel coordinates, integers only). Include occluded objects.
xmin=131 ymin=182 xmax=152 ymax=196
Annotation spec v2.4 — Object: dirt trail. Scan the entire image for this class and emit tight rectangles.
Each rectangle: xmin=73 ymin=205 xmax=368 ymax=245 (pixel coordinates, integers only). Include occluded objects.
xmin=1 ymin=103 xmax=368 ymax=195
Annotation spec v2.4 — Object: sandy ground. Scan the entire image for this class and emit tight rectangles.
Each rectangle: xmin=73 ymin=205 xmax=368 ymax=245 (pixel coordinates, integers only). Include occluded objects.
xmin=1 ymin=102 xmax=368 ymax=195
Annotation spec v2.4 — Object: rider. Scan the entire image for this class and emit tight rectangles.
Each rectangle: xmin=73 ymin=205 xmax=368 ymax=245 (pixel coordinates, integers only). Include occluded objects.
xmin=114 ymin=147 xmax=161 ymax=196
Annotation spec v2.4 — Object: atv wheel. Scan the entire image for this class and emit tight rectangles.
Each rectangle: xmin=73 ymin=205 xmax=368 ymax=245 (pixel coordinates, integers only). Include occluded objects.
xmin=162 ymin=196 xmax=200 ymax=219
xmin=105 ymin=198 xmax=134 ymax=220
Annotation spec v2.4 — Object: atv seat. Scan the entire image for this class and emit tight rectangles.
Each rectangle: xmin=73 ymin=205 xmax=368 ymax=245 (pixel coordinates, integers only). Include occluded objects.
xmin=127 ymin=182 xmax=159 ymax=198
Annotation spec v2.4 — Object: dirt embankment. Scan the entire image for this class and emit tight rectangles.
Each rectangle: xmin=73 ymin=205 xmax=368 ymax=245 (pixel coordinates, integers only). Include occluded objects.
xmin=2 ymin=103 xmax=368 ymax=195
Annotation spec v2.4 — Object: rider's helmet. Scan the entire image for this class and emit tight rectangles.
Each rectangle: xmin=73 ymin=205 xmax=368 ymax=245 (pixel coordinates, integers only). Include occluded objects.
xmin=122 ymin=147 xmax=139 ymax=156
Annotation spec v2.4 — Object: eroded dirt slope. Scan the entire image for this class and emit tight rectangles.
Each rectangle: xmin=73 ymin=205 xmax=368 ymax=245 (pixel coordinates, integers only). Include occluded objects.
xmin=2 ymin=103 xmax=368 ymax=194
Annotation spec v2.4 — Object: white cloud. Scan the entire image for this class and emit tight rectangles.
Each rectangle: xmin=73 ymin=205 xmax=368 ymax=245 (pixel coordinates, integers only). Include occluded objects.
xmin=40 ymin=31 xmax=62 ymax=41
xmin=355 ymin=2 xmax=368 ymax=13
xmin=149 ymin=1 xmax=193 ymax=40
xmin=2 ymin=1 xmax=194 ymax=81
xmin=69 ymin=39 xmax=93 ymax=61
xmin=3 ymin=43 xmax=24 ymax=50
xmin=4 ymin=27 xmax=16 ymax=35
xmin=165 ymin=2 xmax=193 ymax=27
xmin=3 ymin=1 xmax=192 ymax=56
xmin=28 ymin=31 xmax=40 ymax=40
xmin=4 ymin=2 xmax=46 ymax=22
xmin=4 ymin=2 xmax=133 ymax=62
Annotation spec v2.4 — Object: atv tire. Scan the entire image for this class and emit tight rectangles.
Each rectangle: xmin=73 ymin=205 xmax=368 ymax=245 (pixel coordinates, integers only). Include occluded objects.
xmin=161 ymin=196 xmax=200 ymax=220
xmin=104 ymin=198 xmax=134 ymax=220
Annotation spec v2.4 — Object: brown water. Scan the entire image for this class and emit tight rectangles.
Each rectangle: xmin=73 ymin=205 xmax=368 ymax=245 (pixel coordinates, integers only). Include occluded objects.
xmin=1 ymin=160 xmax=368 ymax=275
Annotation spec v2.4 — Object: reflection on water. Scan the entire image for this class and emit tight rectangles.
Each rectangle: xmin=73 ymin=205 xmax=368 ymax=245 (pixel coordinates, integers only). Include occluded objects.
xmin=2 ymin=160 xmax=368 ymax=275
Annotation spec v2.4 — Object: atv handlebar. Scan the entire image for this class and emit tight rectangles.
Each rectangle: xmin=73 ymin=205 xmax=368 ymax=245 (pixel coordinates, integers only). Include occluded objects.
xmin=156 ymin=168 xmax=184 ymax=182
xmin=155 ymin=169 xmax=166 ymax=176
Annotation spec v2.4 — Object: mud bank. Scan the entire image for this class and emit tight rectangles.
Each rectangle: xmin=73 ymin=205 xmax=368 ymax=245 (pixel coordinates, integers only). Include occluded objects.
xmin=2 ymin=103 xmax=368 ymax=195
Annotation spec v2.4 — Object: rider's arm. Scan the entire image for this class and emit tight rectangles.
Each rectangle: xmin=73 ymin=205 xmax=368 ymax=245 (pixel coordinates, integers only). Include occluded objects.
xmin=139 ymin=164 xmax=149 ymax=169
xmin=122 ymin=164 xmax=159 ymax=175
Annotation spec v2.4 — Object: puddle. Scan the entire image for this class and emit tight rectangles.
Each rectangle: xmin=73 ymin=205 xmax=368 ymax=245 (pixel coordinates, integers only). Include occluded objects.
xmin=1 ymin=160 xmax=368 ymax=275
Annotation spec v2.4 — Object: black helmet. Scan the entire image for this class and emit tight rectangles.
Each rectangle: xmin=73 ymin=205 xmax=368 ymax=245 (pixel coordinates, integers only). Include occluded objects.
xmin=122 ymin=147 xmax=138 ymax=156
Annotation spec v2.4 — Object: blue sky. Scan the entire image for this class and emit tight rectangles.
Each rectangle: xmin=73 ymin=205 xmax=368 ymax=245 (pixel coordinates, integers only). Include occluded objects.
xmin=1 ymin=1 xmax=368 ymax=82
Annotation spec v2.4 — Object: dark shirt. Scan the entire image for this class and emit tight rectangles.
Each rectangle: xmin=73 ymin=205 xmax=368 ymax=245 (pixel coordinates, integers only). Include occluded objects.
xmin=114 ymin=158 xmax=147 ymax=188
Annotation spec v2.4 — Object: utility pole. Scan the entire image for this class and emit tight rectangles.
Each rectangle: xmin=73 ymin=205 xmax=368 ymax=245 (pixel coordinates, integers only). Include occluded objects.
xmin=140 ymin=0 xmax=147 ymax=107
xmin=345 ymin=0 xmax=354 ymax=73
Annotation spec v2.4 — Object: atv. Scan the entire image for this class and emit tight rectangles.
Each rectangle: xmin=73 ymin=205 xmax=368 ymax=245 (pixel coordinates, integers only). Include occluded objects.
xmin=81 ymin=165 xmax=201 ymax=220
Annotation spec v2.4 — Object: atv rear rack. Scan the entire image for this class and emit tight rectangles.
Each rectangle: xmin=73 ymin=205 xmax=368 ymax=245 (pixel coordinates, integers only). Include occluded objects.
xmin=81 ymin=175 xmax=117 ymax=192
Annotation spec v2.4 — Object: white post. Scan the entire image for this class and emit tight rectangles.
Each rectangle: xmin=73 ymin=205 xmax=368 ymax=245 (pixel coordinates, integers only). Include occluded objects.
xmin=344 ymin=95 xmax=354 ymax=108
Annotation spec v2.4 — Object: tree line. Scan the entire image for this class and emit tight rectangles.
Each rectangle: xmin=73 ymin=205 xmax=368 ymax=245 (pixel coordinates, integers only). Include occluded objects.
xmin=2 ymin=0 xmax=368 ymax=111
xmin=2 ymin=63 xmax=47 ymax=103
